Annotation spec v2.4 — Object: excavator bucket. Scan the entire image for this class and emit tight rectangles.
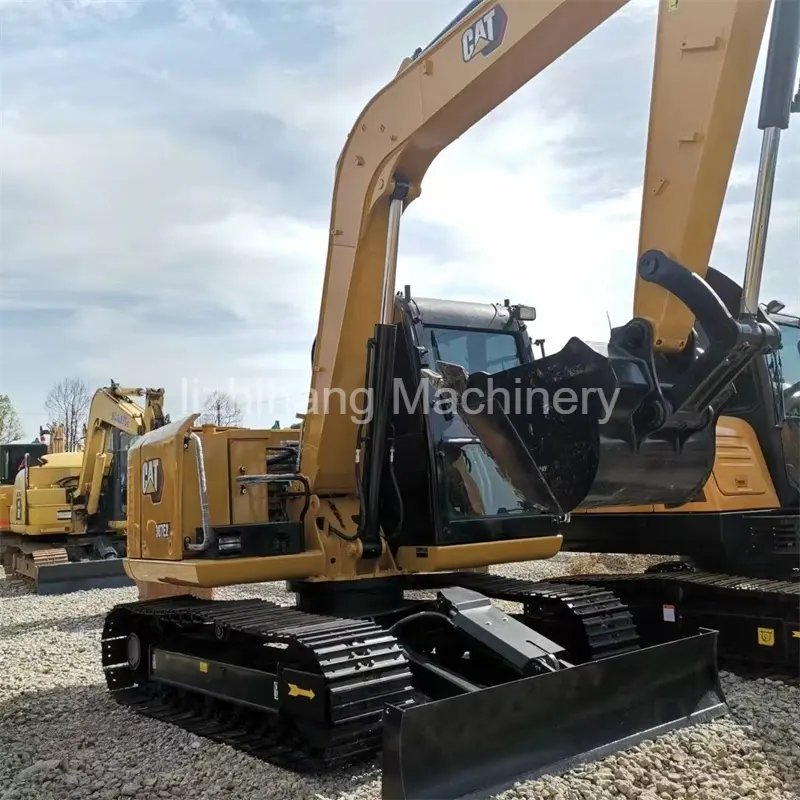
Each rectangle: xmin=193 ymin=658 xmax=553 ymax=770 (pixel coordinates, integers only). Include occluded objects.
xmin=438 ymin=249 xmax=778 ymax=515
xmin=381 ymin=629 xmax=727 ymax=800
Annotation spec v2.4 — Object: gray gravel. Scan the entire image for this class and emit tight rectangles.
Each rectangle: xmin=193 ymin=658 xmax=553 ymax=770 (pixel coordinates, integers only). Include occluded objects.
xmin=1 ymin=554 xmax=798 ymax=800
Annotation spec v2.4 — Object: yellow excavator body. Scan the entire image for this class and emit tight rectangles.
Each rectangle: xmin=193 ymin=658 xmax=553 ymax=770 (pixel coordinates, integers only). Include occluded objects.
xmin=10 ymin=452 xmax=85 ymax=534
xmin=99 ymin=0 xmax=800 ymax=797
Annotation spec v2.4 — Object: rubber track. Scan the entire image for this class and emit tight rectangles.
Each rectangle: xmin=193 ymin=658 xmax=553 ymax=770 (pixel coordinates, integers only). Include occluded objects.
xmin=409 ymin=573 xmax=641 ymax=661
xmin=101 ymin=596 xmax=415 ymax=771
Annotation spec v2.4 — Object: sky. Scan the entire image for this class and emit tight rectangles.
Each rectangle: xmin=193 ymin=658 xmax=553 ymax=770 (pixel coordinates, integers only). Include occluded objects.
xmin=1 ymin=0 xmax=798 ymax=438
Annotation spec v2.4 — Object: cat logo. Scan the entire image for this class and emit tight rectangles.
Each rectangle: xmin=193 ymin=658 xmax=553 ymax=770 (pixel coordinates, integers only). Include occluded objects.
xmin=461 ymin=4 xmax=508 ymax=63
xmin=142 ymin=458 xmax=163 ymax=504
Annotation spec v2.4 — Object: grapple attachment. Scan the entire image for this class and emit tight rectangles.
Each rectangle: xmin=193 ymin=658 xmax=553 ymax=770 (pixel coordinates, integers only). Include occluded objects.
xmin=441 ymin=250 xmax=780 ymax=514
xmin=381 ymin=627 xmax=726 ymax=800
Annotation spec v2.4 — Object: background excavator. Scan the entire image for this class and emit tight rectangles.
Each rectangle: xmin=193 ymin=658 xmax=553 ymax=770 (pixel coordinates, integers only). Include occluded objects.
xmin=0 ymin=382 xmax=168 ymax=594
xmin=547 ymin=3 xmax=800 ymax=672
xmin=550 ymin=295 xmax=799 ymax=671
xmin=99 ymin=1 xmax=794 ymax=798
xmin=0 ymin=425 xmax=63 ymax=535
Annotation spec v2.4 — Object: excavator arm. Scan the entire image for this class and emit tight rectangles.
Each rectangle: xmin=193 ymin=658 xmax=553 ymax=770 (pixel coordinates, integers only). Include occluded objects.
xmin=75 ymin=382 xmax=167 ymax=517
xmin=303 ymin=0 xmax=774 ymax=495
xmin=634 ymin=0 xmax=772 ymax=351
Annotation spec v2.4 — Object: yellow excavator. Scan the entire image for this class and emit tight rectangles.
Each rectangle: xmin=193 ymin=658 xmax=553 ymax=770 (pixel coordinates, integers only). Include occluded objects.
xmin=0 ymin=425 xmax=63 ymax=536
xmin=1 ymin=382 xmax=168 ymax=594
xmin=99 ymin=0 xmax=796 ymax=798
xmin=551 ymin=54 xmax=800 ymax=668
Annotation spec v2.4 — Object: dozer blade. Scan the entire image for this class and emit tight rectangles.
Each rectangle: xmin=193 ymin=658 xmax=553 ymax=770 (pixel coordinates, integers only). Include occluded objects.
xmin=381 ymin=629 xmax=726 ymax=800
xmin=29 ymin=559 xmax=134 ymax=595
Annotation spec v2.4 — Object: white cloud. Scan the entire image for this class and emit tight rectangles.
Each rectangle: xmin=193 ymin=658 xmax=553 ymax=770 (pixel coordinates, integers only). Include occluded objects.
xmin=1 ymin=0 xmax=798 ymax=437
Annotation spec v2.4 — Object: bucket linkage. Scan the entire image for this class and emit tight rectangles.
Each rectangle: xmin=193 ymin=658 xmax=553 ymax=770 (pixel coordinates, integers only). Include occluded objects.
xmin=437 ymin=250 xmax=779 ymax=516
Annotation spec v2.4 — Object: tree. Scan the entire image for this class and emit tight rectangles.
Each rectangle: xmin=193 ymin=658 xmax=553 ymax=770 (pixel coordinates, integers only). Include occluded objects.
xmin=44 ymin=377 xmax=92 ymax=451
xmin=198 ymin=390 xmax=243 ymax=427
xmin=0 ymin=394 xmax=24 ymax=443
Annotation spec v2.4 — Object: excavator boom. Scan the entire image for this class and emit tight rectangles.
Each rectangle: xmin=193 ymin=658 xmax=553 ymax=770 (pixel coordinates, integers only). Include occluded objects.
xmin=75 ymin=383 xmax=166 ymax=517
xmin=634 ymin=0 xmax=771 ymax=350
xmin=304 ymin=0 xmax=772 ymax=496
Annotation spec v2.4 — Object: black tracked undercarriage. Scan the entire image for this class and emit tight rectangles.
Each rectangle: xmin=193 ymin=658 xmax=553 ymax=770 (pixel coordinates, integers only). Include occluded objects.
xmin=102 ymin=573 xmax=727 ymax=800
xmin=549 ymin=561 xmax=800 ymax=673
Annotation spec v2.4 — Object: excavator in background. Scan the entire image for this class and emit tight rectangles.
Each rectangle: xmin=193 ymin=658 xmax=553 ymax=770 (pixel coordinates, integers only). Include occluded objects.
xmin=0 ymin=382 xmax=168 ymax=594
xmin=0 ymin=425 xmax=62 ymax=535
xmin=547 ymin=3 xmax=800 ymax=672
xmin=99 ymin=1 xmax=797 ymax=798
xmin=552 ymin=289 xmax=800 ymax=670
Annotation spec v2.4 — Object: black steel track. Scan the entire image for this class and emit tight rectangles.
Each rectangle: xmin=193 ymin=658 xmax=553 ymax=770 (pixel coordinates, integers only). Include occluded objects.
xmin=408 ymin=573 xmax=642 ymax=662
xmin=547 ymin=564 xmax=800 ymax=673
xmin=100 ymin=579 xmax=641 ymax=772
xmin=101 ymin=596 xmax=415 ymax=772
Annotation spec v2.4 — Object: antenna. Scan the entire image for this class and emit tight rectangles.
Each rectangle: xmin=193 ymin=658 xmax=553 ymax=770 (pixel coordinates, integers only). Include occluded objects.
xmin=606 ymin=310 xmax=612 ymax=332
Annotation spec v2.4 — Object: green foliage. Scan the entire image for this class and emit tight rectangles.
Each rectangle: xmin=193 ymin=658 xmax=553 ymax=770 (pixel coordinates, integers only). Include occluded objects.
xmin=0 ymin=394 xmax=25 ymax=443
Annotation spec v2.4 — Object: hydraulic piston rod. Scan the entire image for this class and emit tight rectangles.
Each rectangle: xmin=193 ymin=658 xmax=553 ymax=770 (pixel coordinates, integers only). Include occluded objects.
xmin=741 ymin=0 xmax=800 ymax=317
xmin=380 ymin=184 xmax=408 ymax=325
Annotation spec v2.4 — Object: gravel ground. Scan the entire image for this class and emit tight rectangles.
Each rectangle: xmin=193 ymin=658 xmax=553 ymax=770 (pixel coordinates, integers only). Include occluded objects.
xmin=1 ymin=554 xmax=798 ymax=800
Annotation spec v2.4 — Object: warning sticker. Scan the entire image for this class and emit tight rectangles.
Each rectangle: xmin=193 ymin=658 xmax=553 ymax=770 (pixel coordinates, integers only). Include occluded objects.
xmin=662 ymin=604 xmax=676 ymax=623
xmin=757 ymin=627 xmax=775 ymax=647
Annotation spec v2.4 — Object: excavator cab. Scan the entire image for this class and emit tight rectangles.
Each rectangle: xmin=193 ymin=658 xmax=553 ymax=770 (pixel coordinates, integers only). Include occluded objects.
xmin=0 ymin=441 xmax=48 ymax=532
xmin=0 ymin=442 xmax=48 ymax=487
xmin=774 ymin=314 xmax=800 ymax=490
xmin=379 ymin=292 xmax=556 ymax=548
xmin=95 ymin=427 xmax=136 ymax=526
xmin=774 ymin=314 xmax=800 ymax=412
